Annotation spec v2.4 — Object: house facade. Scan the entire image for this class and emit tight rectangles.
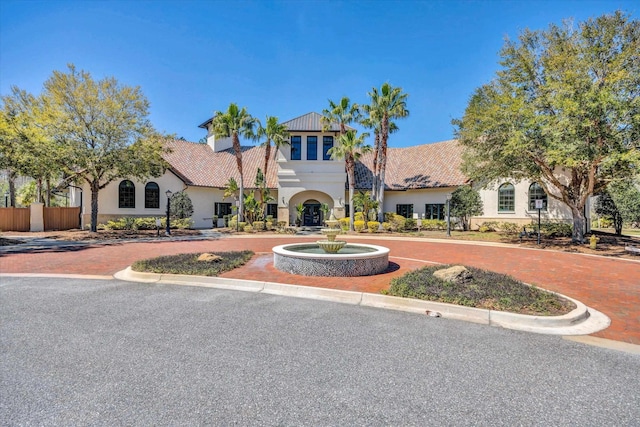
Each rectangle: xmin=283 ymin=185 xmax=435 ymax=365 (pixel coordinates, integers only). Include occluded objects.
xmin=72 ymin=112 xmax=585 ymax=230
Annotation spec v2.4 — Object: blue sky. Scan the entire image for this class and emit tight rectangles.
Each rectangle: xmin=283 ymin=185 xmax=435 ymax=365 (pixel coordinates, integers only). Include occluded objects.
xmin=1 ymin=0 xmax=636 ymax=147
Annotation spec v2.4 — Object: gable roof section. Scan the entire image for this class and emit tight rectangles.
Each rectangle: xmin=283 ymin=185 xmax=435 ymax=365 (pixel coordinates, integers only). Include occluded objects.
xmin=282 ymin=112 xmax=355 ymax=132
xmin=355 ymin=140 xmax=468 ymax=190
xmin=164 ymin=140 xmax=278 ymax=189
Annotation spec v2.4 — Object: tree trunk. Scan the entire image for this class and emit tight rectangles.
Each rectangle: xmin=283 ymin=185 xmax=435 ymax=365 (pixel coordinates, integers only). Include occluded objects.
xmin=46 ymin=178 xmax=51 ymax=207
xmin=232 ymin=134 xmax=244 ymax=222
xmin=347 ymin=161 xmax=355 ymax=232
xmin=570 ymin=206 xmax=585 ymax=243
xmin=264 ymin=142 xmax=271 ymax=181
xmin=371 ymin=130 xmax=379 ymax=201
xmin=90 ymin=181 xmax=100 ymax=233
xmin=8 ymin=170 xmax=16 ymax=207
xmin=377 ymin=152 xmax=386 ymax=223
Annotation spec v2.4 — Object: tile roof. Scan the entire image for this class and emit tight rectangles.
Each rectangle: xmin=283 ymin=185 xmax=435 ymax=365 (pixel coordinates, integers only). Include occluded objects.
xmin=282 ymin=112 xmax=355 ymax=132
xmin=164 ymin=140 xmax=278 ymax=189
xmin=164 ymin=139 xmax=468 ymax=191
xmin=355 ymin=139 xmax=468 ymax=190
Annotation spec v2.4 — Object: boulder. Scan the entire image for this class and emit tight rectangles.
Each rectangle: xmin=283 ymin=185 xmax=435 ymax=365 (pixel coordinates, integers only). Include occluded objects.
xmin=197 ymin=253 xmax=222 ymax=262
xmin=433 ymin=265 xmax=472 ymax=284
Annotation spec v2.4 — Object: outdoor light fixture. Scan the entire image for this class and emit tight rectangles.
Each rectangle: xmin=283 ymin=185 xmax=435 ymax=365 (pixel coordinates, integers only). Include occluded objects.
xmin=165 ymin=190 xmax=173 ymax=236
xmin=446 ymin=193 xmax=452 ymax=237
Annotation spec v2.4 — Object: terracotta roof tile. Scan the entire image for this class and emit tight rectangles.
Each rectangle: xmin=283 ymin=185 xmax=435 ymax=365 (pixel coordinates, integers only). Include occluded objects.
xmin=355 ymin=139 xmax=468 ymax=190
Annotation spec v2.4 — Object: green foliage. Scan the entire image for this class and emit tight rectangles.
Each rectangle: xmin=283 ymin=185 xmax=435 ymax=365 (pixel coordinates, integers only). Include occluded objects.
xmin=104 ymin=216 xmax=192 ymax=230
xmin=420 ymin=219 xmax=446 ymax=231
xmin=243 ymin=192 xmax=261 ymax=224
xmin=339 ymin=217 xmax=350 ymax=231
xmin=389 ymin=214 xmax=406 ymax=231
xmin=243 ymin=225 xmax=253 ymax=233
xmin=404 ymin=218 xmax=417 ymax=231
xmin=256 ymin=115 xmax=289 ymax=180
xmin=498 ymin=222 xmax=520 ymax=235
xmin=382 ymin=221 xmax=394 ymax=232
xmin=354 ymin=220 xmax=366 ymax=232
xmin=450 ymin=186 xmax=483 ymax=231
xmin=605 ymin=180 xmax=640 ymax=231
xmin=367 ymin=221 xmax=380 ymax=233
xmin=595 ymin=189 xmax=624 ymax=235
xmin=295 ymin=203 xmax=305 ymax=226
xmin=169 ymin=191 xmax=194 ymax=219
xmin=454 ymin=12 xmax=640 ymax=243
xmin=223 ymin=177 xmax=239 ymax=201
xmin=354 ymin=212 xmax=365 ymax=222
xmin=353 ymin=190 xmax=379 ymax=222
xmin=538 ymin=221 xmax=572 ymax=238
xmin=478 ymin=221 xmax=500 ymax=232
xmin=388 ymin=265 xmax=574 ymax=315
xmin=253 ymin=221 xmax=265 ymax=231
xmin=132 ymin=251 xmax=254 ymax=276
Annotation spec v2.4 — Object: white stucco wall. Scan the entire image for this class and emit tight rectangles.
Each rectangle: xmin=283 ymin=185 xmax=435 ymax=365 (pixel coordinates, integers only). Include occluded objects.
xmin=382 ymin=187 xmax=457 ymax=217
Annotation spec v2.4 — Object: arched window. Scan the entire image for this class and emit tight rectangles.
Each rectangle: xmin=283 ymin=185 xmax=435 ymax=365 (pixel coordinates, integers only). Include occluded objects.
xmin=145 ymin=182 xmax=160 ymax=209
xmin=498 ymin=183 xmax=514 ymax=212
xmin=528 ymin=182 xmax=547 ymax=211
xmin=119 ymin=180 xmax=135 ymax=208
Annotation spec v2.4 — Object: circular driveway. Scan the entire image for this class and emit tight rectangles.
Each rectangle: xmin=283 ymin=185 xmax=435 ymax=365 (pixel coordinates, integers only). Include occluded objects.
xmin=2 ymin=277 xmax=639 ymax=425
xmin=1 ymin=235 xmax=639 ymax=344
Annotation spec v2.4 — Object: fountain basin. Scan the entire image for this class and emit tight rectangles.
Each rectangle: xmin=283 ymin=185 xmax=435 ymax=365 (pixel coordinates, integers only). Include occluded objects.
xmin=273 ymin=243 xmax=390 ymax=277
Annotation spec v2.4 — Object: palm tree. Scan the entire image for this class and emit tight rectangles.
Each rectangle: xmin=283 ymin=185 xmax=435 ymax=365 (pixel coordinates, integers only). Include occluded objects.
xmin=256 ymin=116 xmax=289 ymax=180
xmin=365 ymin=83 xmax=409 ymax=222
xmin=210 ymin=103 xmax=257 ymax=222
xmin=353 ymin=190 xmax=379 ymax=227
xmin=328 ymin=130 xmax=371 ymax=231
xmin=321 ymin=96 xmax=361 ymax=135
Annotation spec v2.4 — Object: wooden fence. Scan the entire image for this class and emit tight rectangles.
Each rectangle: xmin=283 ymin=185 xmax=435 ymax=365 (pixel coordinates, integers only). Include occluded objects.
xmin=0 ymin=208 xmax=30 ymax=232
xmin=44 ymin=207 xmax=81 ymax=231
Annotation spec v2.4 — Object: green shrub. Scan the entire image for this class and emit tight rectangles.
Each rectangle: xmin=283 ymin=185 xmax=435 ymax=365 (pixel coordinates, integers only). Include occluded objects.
xmin=253 ymin=221 xmax=265 ymax=231
xmin=539 ymin=221 xmax=572 ymax=238
xmin=421 ymin=219 xmax=446 ymax=230
xmin=354 ymin=212 xmax=365 ymax=222
xmin=243 ymin=225 xmax=253 ymax=233
xmin=228 ymin=220 xmax=237 ymax=229
xmin=266 ymin=221 xmax=274 ymax=230
xmin=367 ymin=221 xmax=380 ymax=233
xmin=339 ymin=217 xmax=350 ymax=230
xmin=405 ymin=218 xmax=417 ymax=231
xmin=238 ymin=221 xmax=247 ymax=230
xmin=388 ymin=214 xmax=406 ymax=231
xmin=499 ymin=222 xmax=520 ymax=235
xmin=266 ymin=215 xmax=274 ymax=222
xmin=382 ymin=221 xmax=394 ymax=231
xmin=478 ymin=221 xmax=499 ymax=232
xmin=354 ymin=220 xmax=366 ymax=232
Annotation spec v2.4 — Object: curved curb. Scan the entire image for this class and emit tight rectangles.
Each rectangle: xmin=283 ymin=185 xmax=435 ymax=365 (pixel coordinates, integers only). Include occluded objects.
xmin=113 ymin=267 xmax=610 ymax=336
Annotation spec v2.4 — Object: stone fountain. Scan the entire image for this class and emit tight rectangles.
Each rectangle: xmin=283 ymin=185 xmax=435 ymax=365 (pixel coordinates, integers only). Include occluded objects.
xmin=316 ymin=212 xmax=346 ymax=253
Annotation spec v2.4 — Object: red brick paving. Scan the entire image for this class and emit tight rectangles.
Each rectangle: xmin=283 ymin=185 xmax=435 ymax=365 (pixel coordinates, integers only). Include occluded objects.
xmin=1 ymin=235 xmax=639 ymax=344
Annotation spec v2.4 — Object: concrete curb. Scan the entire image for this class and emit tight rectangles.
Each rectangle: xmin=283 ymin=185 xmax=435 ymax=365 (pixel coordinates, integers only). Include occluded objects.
xmin=114 ymin=267 xmax=610 ymax=336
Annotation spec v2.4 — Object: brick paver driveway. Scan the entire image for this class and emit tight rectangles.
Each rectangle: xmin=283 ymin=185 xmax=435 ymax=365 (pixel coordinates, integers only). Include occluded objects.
xmin=1 ymin=235 xmax=638 ymax=344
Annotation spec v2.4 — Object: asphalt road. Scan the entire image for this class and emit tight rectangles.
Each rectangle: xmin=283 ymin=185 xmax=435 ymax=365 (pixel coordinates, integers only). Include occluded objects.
xmin=2 ymin=277 xmax=639 ymax=426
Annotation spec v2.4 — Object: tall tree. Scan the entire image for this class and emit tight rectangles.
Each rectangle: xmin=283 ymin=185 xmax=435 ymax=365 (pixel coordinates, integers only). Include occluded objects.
xmin=41 ymin=65 xmax=168 ymax=232
xmin=365 ymin=83 xmax=409 ymax=222
xmin=321 ymin=96 xmax=362 ymax=135
xmin=210 ymin=103 xmax=257 ymax=223
xmin=453 ymin=12 xmax=640 ymax=243
xmin=328 ymin=130 xmax=371 ymax=231
xmin=256 ymin=116 xmax=289 ymax=180
xmin=1 ymin=88 xmax=59 ymax=206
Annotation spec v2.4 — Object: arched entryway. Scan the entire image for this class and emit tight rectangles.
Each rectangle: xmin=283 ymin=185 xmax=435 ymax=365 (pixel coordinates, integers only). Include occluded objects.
xmin=302 ymin=199 xmax=323 ymax=226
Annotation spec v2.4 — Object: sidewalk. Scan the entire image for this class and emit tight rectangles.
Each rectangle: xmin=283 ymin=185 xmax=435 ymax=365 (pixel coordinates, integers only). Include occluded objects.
xmin=1 ymin=234 xmax=639 ymax=345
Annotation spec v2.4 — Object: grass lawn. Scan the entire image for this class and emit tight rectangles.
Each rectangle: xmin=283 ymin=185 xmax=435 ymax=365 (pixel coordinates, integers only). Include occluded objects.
xmin=132 ymin=251 xmax=254 ymax=276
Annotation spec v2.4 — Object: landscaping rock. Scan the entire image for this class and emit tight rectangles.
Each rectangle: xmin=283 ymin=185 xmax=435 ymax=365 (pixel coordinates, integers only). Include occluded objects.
xmin=433 ymin=265 xmax=472 ymax=284
xmin=197 ymin=253 xmax=222 ymax=262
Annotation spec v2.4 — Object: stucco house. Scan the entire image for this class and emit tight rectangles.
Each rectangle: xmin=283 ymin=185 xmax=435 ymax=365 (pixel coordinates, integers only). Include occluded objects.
xmin=71 ymin=112 xmax=584 ymax=230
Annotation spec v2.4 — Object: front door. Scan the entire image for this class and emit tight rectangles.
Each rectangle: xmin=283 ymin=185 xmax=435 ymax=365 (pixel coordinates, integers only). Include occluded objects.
xmin=303 ymin=203 xmax=322 ymax=226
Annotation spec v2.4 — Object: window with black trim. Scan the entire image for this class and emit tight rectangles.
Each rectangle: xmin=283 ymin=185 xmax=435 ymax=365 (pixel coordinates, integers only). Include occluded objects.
xmin=266 ymin=203 xmax=278 ymax=218
xmin=145 ymin=182 xmax=159 ymax=208
xmin=323 ymin=136 xmax=334 ymax=160
xmin=425 ymin=203 xmax=445 ymax=220
xmin=215 ymin=202 xmax=232 ymax=217
xmin=291 ymin=136 xmax=301 ymax=160
xmin=396 ymin=204 xmax=413 ymax=218
xmin=307 ymin=136 xmax=317 ymax=160
xmin=528 ymin=182 xmax=547 ymax=210
xmin=119 ymin=180 xmax=135 ymax=208
xmin=498 ymin=183 xmax=515 ymax=212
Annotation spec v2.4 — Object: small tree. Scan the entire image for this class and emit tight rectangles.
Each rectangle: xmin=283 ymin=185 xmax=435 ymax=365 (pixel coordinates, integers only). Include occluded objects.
xmin=295 ymin=203 xmax=305 ymax=227
xmin=594 ymin=190 xmax=623 ymax=235
xmin=170 ymin=191 xmax=193 ymax=219
xmin=450 ymin=186 xmax=483 ymax=231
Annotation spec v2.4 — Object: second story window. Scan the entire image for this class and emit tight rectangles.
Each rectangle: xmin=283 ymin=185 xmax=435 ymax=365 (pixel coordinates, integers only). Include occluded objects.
xmin=291 ymin=136 xmax=301 ymax=160
xmin=323 ymin=136 xmax=334 ymax=160
xmin=307 ymin=136 xmax=318 ymax=160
